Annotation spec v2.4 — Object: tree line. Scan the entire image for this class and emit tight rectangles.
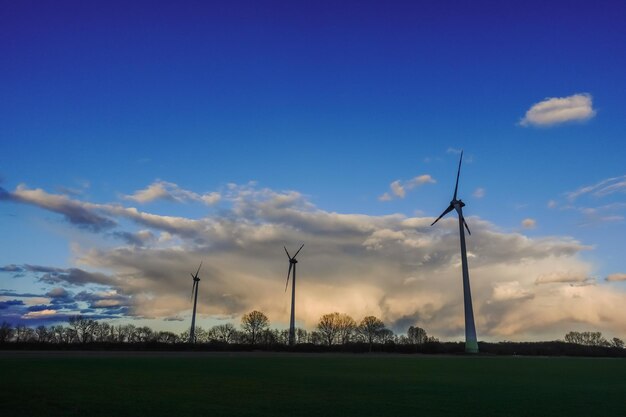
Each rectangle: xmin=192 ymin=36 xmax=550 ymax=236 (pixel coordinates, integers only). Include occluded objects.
xmin=0 ymin=311 xmax=435 ymax=349
xmin=1 ymin=314 xmax=624 ymax=357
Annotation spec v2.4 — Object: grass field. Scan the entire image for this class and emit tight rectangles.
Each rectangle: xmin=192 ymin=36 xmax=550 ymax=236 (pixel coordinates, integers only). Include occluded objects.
xmin=2 ymin=353 xmax=625 ymax=417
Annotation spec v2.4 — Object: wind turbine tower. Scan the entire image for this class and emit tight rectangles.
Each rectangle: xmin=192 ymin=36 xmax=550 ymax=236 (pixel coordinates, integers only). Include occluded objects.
xmin=284 ymin=244 xmax=304 ymax=346
xmin=431 ymin=151 xmax=479 ymax=353
xmin=189 ymin=262 xmax=202 ymax=343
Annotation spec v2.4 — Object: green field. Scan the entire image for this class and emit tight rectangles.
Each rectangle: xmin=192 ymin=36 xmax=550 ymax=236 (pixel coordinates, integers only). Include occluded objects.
xmin=2 ymin=353 xmax=625 ymax=417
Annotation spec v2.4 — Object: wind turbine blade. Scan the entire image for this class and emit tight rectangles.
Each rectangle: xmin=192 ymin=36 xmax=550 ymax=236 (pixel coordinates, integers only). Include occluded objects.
xmin=463 ymin=217 xmax=471 ymax=235
xmin=194 ymin=261 xmax=203 ymax=278
xmin=293 ymin=244 xmax=304 ymax=258
xmin=431 ymin=204 xmax=454 ymax=226
xmin=285 ymin=263 xmax=293 ymax=292
xmin=284 ymin=246 xmax=292 ymax=259
xmin=453 ymin=150 xmax=463 ymax=201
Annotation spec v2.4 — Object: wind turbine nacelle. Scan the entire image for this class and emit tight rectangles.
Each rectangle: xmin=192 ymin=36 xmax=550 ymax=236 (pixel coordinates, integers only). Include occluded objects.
xmin=290 ymin=259 xmax=298 ymax=264
xmin=452 ymin=199 xmax=465 ymax=208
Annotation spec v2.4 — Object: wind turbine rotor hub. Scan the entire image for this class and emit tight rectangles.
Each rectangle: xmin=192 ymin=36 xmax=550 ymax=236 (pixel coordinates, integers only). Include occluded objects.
xmin=290 ymin=259 xmax=298 ymax=264
xmin=452 ymin=199 xmax=465 ymax=208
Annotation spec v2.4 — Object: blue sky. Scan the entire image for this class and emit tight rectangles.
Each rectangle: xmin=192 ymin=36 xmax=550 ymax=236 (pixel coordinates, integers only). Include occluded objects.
xmin=1 ymin=0 xmax=626 ymax=340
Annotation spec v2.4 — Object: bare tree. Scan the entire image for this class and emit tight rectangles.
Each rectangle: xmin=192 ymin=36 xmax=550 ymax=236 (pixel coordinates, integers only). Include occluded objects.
xmin=296 ymin=328 xmax=308 ymax=344
xmin=156 ymin=331 xmax=179 ymax=344
xmin=336 ymin=313 xmax=357 ymax=344
xmin=93 ymin=322 xmax=112 ymax=342
xmin=358 ymin=316 xmax=385 ymax=351
xmin=0 ymin=322 xmax=14 ymax=343
xmin=407 ymin=326 xmax=428 ymax=344
xmin=611 ymin=337 xmax=624 ymax=348
xmin=241 ymin=311 xmax=269 ymax=345
xmin=379 ymin=328 xmax=395 ymax=343
xmin=565 ymin=331 xmax=609 ymax=346
xmin=35 ymin=325 xmax=50 ymax=343
xmin=317 ymin=313 xmax=341 ymax=346
xmin=69 ymin=315 xmax=97 ymax=343
xmin=14 ymin=325 xmax=28 ymax=342
xmin=209 ymin=323 xmax=236 ymax=343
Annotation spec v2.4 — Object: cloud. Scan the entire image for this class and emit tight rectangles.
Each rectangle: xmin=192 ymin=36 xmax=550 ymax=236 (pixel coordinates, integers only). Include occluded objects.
xmin=521 ymin=218 xmax=536 ymax=229
xmin=7 ymin=180 xmax=626 ymax=340
xmin=473 ymin=188 xmax=485 ymax=199
xmin=490 ymin=281 xmax=534 ymax=302
xmin=37 ymin=267 xmax=115 ymax=287
xmin=111 ymin=230 xmax=156 ymax=246
xmin=378 ymin=193 xmax=392 ymax=202
xmin=124 ymin=180 xmax=221 ymax=205
xmin=0 ymin=300 xmax=24 ymax=309
xmin=535 ymin=271 xmax=590 ymax=285
xmin=379 ymin=175 xmax=435 ymax=201
xmin=547 ymin=200 xmax=557 ymax=209
xmin=46 ymin=288 xmax=70 ymax=298
xmin=23 ymin=309 xmax=58 ymax=318
xmin=566 ymin=175 xmax=626 ymax=201
xmin=446 ymin=148 xmax=462 ymax=154
xmin=606 ymin=273 xmax=626 ymax=282
xmin=0 ymin=185 xmax=115 ymax=231
xmin=519 ymin=93 xmax=596 ymax=127
xmin=390 ymin=180 xmax=405 ymax=198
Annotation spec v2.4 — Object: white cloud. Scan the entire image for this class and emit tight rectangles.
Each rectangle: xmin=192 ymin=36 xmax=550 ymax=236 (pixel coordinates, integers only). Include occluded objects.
xmin=521 ymin=218 xmax=536 ymax=229
xmin=124 ymin=180 xmax=221 ymax=206
xmin=547 ymin=200 xmax=557 ymax=209
xmin=566 ymin=175 xmax=626 ymax=201
xmin=519 ymin=93 xmax=596 ymax=127
xmin=379 ymin=175 xmax=435 ymax=201
xmin=446 ymin=148 xmax=462 ymax=154
xmin=491 ymin=281 xmax=533 ymax=302
xmin=390 ymin=180 xmax=405 ymax=198
xmin=473 ymin=188 xmax=485 ymax=199
xmin=606 ymin=273 xmax=626 ymax=282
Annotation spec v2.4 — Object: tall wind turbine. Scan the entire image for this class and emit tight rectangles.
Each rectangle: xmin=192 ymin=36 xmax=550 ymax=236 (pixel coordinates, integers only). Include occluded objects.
xmin=189 ymin=262 xmax=202 ymax=344
xmin=284 ymin=244 xmax=304 ymax=346
xmin=431 ymin=151 xmax=479 ymax=353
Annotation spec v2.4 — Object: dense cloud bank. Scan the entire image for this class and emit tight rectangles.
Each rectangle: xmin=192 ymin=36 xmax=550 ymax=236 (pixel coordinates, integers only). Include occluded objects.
xmin=2 ymin=182 xmax=626 ymax=340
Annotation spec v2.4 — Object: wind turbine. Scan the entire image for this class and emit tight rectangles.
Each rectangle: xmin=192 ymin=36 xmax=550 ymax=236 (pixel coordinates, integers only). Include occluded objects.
xmin=189 ymin=262 xmax=202 ymax=344
xmin=284 ymin=244 xmax=304 ymax=346
xmin=431 ymin=151 xmax=479 ymax=353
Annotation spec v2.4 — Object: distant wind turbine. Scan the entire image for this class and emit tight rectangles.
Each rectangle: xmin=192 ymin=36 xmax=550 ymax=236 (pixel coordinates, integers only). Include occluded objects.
xmin=431 ymin=151 xmax=479 ymax=353
xmin=189 ymin=262 xmax=202 ymax=344
xmin=284 ymin=244 xmax=304 ymax=346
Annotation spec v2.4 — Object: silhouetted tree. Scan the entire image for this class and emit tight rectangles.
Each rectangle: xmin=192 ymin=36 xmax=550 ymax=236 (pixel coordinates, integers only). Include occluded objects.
xmin=358 ymin=316 xmax=385 ymax=351
xmin=93 ymin=322 xmax=112 ymax=342
xmin=379 ymin=328 xmax=395 ymax=343
xmin=565 ymin=331 xmax=609 ymax=346
xmin=35 ymin=325 xmax=50 ymax=343
xmin=611 ymin=337 xmax=624 ymax=348
xmin=156 ymin=331 xmax=179 ymax=344
xmin=14 ymin=325 xmax=28 ymax=342
xmin=336 ymin=313 xmax=357 ymax=344
xmin=407 ymin=326 xmax=428 ymax=344
xmin=310 ymin=331 xmax=322 ymax=345
xmin=317 ymin=313 xmax=341 ymax=346
xmin=241 ymin=310 xmax=269 ymax=345
xmin=296 ymin=328 xmax=308 ymax=344
xmin=69 ymin=315 xmax=97 ymax=343
xmin=209 ymin=323 xmax=237 ymax=343
xmin=0 ymin=322 xmax=13 ymax=343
